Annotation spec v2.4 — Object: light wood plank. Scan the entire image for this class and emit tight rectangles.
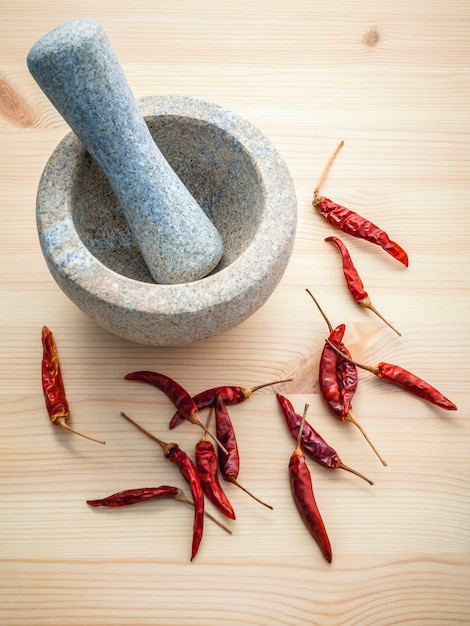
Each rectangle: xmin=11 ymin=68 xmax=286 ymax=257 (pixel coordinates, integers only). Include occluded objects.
xmin=1 ymin=1 xmax=469 ymax=624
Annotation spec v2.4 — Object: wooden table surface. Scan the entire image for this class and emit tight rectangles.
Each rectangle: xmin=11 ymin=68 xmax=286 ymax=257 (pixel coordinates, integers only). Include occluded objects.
xmin=1 ymin=1 xmax=469 ymax=624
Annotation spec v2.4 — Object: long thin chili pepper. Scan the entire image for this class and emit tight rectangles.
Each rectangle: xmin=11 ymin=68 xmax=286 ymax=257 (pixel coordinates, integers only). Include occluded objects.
xmin=124 ymin=371 xmax=228 ymax=455
xmin=86 ymin=485 xmax=232 ymax=534
xmin=195 ymin=408 xmax=236 ymax=520
xmin=325 ymin=235 xmax=401 ymax=336
xmin=41 ymin=326 xmax=105 ymax=445
xmin=325 ymin=341 xmax=457 ymax=411
xmin=289 ymin=404 xmax=332 ymax=563
xmin=215 ymin=393 xmax=273 ymax=510
xmin=87 ymin=485 xmax=180 ymax=506
xmin=277 ymin=394 xmax=373 ymax=485
xmin=120 ymin=411 xmax=205 ymax=561
xmin=306 ymin=292 xmax=387 ymax=466
xmin=169 ymin=377 xmax=293 ymax=429
xmin=312 ymin=141 xmax=408 ymax=267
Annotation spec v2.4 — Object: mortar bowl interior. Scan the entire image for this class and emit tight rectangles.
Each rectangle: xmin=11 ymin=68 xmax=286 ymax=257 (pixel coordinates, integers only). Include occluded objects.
xmin=37 ymin=95 xmax=297 ymax=345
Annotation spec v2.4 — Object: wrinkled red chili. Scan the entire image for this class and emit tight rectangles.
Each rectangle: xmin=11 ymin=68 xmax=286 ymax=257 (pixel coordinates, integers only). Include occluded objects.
xmin=312 ymin=141 xmax=408 ymax=267
xmin=289 ymin=404 xmax=332 ymax=563
xmin=325 ymin=235 xmax=401 ymax=335
xmin=306 ymin=291 xmax=357 ymax=419
xmin=195 ymin=431 xmax=236 ymax=520
xmin=169 ymin=378 xmax=293 ymax=429
xmin=120 ymin=412 xmax=205 ymax=561
xmin=125 ymin=370 xmax=227 ymax=454
xmin=321 ymin=322 xmax=356 ymax=419
xmin=326 ymin=341 xmax=457 ymax=411
xmin=306 ymin=292 xmax=387 ymax=466
xmin=87 ymin=485 xmax=180 ymax=507
xmin=41 ymin=326 xmax=105 ymax=445
xmin=87 ymin=484 xmax=232 ymax=535
xmin=323 ymin=329 xmax=387 ymax=466
xmin=277 ymin=394 xmax=373 ymax=485
xmin=215 ymin=393 xmax=273 ymax=510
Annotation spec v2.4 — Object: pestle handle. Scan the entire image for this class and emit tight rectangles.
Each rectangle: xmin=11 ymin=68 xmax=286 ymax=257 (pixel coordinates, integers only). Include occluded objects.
xmin=27 ymin=19 xmax=224 ymax=285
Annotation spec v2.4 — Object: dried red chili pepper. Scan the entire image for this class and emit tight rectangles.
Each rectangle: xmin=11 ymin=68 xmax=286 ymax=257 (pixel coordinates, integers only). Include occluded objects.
xmin=124 ymin=371 xmax=228 ymax=454
xmin=277 ymin=394 xmax=373 ymax=485
xmin=312 ymin=141 xmax=408 ymax=267
xmin=289 ymin=404 xmax=332 ymax=563
xmin=169 ymin=377 xmax=293 ymax=429
xmin=321 ymin=323 xmax=353 ymax=414
xmin=195 ymin=409 xmax=236 ymax=520
xmin=306 ymin=292 xmax=387 ymax=466
xmin=325 ymin=235 xmax=401 ymax=336
xmin=215 ymin=393 xmax=273 ymax=510
xmin=325 ymin=341 xmax=457 ymax=411
xmin=41 ymin=326 xmax=105 ymax=445
xmin=87 ymin=485 xmax=180 ymax=507
xmin=120 ymin=411 xmax=205 ymax=561
xmin=86 ymin=484 xmax=232 ymax=534
xmin=306 ymin=290 xmax=357 ymax=417
xmin=324 ymin=332 xmax=387 ymax=466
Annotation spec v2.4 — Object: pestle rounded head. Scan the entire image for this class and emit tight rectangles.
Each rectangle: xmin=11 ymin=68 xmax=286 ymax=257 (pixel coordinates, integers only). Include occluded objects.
xmin=27 ymin=19 xmax=224 ymax=284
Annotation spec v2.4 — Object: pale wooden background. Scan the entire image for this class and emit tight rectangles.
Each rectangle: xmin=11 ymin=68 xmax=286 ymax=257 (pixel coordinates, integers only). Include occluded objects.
xmin=1 ymin=1 xmax=469 ymax=625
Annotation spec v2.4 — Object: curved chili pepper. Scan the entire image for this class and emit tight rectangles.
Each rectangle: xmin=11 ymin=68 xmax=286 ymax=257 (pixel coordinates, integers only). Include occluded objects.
xmin=41 ymin=326 xmax=105 ymax=444
xmin=215 ymin=393 xmax=273 ymax=510
xmin=325 ymin=341 xmax=457 ymax=411
xmin=195 ymin=434 xmax=236 ymax=520
xmin=306 ymin=292 xmax=387 ymax=466
xmin=276 ymin=394 xmax=373 ymax=485
xmin=169 ymin=377 xmax=293 ymax=429
xmin=325 ymin=236 xmax=401 ymax=336
xmin=312 ymin=141 xmax=408 ymax=267
xmin=125 ymin=371 xmax=227 ymax=454
xmin=120 ymin=412 xmax=205 ymax=561
xmin=289 ymin=404 xmax=332 ymax=563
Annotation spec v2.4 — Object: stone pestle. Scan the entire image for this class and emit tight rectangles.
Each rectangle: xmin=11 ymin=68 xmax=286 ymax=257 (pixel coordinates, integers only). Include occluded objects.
xmin=27 ymin=18 xmax=224 ymax=285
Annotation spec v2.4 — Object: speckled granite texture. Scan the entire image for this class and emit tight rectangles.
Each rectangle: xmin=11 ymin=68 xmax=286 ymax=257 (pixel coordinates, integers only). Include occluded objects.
xmin=27 ymin=19 xmax=223 ymax=284
xmin=36 ymin=95 xmax=297 ymax=345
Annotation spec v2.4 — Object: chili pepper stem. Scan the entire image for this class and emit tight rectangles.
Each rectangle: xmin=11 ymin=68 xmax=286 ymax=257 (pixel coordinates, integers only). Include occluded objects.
xmin=120 ymin=411 xmax=173 ymax=456
xmin=200 ymin=405 xmax=214 ymax=442
xmin=227 ymin=477 xmax=273 ymax=510
xmin=325 ymin=339 xmax=379 ymax=375
xmin=55 ymin=417 xmax=106 ymax=445
xmin=175 ymin=490 xmax=232 ymax=535
xmin=346 ymin=409 xmax=387 ymax=466
xmin=305 ymin=289 xmax=333 ymax=332
xmin=313 ymin=140 xmax=344 ymax=202
xmin=194 ymin=417 xmax=229 ymax=456
xmin=360 ymin=297 xmax=401 ymax=337
xmin=247 ymin=377 xmax=294 ymax=395
xmin=205 ymin=405 xmax=214 ymax=429
xmin=188 ymin=400 xmax=228 ymax=454
xmin=337 ymin=462 xmax=374 ymax=485
xmin=294 ymin=403 xmax=310 ymax=455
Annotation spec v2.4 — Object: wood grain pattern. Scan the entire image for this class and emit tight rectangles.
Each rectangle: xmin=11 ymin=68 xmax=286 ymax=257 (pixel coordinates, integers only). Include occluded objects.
xmin=1 ymin=1 xmax=469 ymax=624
